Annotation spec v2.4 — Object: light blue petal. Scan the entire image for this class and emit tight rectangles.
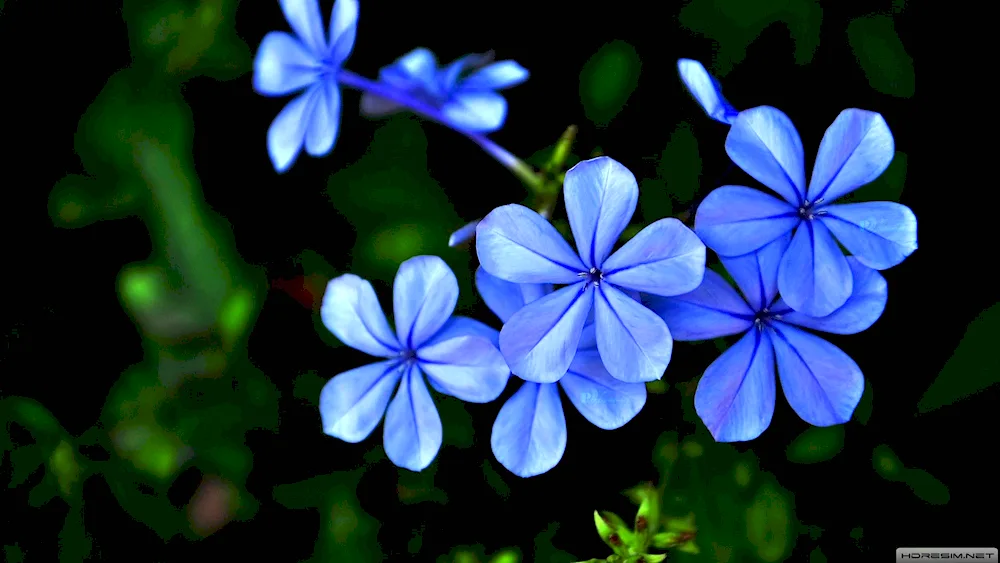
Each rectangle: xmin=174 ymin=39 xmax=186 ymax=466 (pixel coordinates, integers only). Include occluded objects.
xmin=253 ymin=32 xmax=319 ymax=96
xmin=441 ymin=91 xmax=508 ymax=132
xmin=327 ymin=0 xmax=359 ymax=63
xmin=266 ymin=85 xmax=318 ymax=173
xmin=393 ymin=256 xmax=459 ymax=350
xmin=383 ymin=366 xmax=442 ymax=471
xmin=694 ymin=185 xmax=799 ymax=257
xmin=777 ymin=220 xmax=852 ymax=317
xmin=475 ymin=266 xmax=551 ymax=324
xmin=595 ymin=284 xmax=672 ymax=383
xmin=418 ymin=335 xmax=510 ymax=403
xmin=719 ymin=232 xmax=792 ymax=311
xmin=820 ymin=202 xmax=917 ymax=270
xmin=320 ymin=274 xmax=400 ymax=356
xmin=425 ymin=315 xmax=500 ymax=348
xmin=774 ymin=257 xmax=887 ymax=335
xmin=320 ymin=360 xmax=403 ymax=442
xmin=491 ymin=382 xmax=567 ymax=478
xmin=304 ymin=80 xmax=341 ymax=157
xmin=563 ymin=157 xmax=638 ymax=269
xmin=359 ymin=93 xmax=404 ymax=117
xmin=603 ymin=218 xmax=706 ymax=297
xmin=695 ymin=329 xmax=776 ymax=442
xmin=461 ymin=61 xmax=529 ymax=90
xmin=448 ymin=219 xmax=480 ymax=247
xmin=725 ymin=106 xmax=807 ymax=205
xmin=476 ymin=204 xmax=586 ymax=284
xmin=807 ymin=109 xmax=895 ymax=203
xmin=560 ymin=350 xmax=646 ymax=429
xmin=280 ymin=0 xmax=326 ymax=57
xmin=770 ymin=323 xmax=864 ymax=427
xmin=578 ymin=323 xmax=597 ymax=351
xmin=644 ymin=270 xmax=754 ymax=341
xmin=676 ymin=59 xmax=739 ymax=124
xmin=499 ymin=283 xmax=594 ymax=383
xmin=380 ymin=48 xmax=438 ymax=90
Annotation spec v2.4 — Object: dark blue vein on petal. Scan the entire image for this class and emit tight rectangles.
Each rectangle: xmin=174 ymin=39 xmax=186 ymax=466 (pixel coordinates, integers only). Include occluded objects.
xmin=588 ymin=163 xmax=615 ymax=267
xmin=822 ymin=214 xmax=900 ymax=246
xmin=602 ymin=247 xmax=703 ymax=277
xmin=755 ymin=251 xmax=767 ymax=310
xmin=489 ymin=232 xmax=584 ymax=274
xmin=746 ymin=125 xmax=804 ymax=204
xmin=354 ymin=305 xmax=399 ymax=353
xmin=769 ymin=323 xmax=838 ymax=416
xmin=708 ymin=329 xmax=762 ymax=437
xmin=598 ymin=286 xmax=653 ymax=363
xmin=337 ymin=361 xmax=405 ymax=426
xmin=405 ymin=364 xmax=423 ymax=459
xmin=810 ymin=119 xmax=879 ymax=203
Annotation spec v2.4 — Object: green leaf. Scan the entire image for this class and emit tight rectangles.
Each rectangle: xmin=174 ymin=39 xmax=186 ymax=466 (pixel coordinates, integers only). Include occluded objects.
xmin=785 ymin=426 xmax=844 ymax=463
xmin=918 ymin=302 xmax=1000 ymax=412
xmin=853 ymin=380 xmax=873 ymax=425
xmin=847 ymin=15 xmax=915 ymax=98
xmin=839 ymin=152 xmax=907 ymax=203
xmin=810 ymin=547 xmax=828 ymax=563
xmin=745 ymin=484 xmax=792 ymax=562
xmin=872 ymin=444 xmax=903 ymax=481
xmin=902 ymin=468 xmax=950 ymax=505
xmin=579 ymin=40 xmax=641 ymax=127
xmin=657 ymin=122 xmax=701 ymax=206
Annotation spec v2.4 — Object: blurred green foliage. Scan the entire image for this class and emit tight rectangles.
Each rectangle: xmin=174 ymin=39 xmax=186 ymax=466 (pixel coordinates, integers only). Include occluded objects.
xmin=838 ymin=151 xmax=907 ymax=204
xmin=847 ymin=14 xmax=914 ymax=98
xmin=640 ymin=121 xmax=702 ymax=223
xmin=785 ymin=427 xmax=844 ymax=464
xmin=917 ymin=302 xmax=1000 ymax=413
xmin=872 ymin=445 xmax=950 ymax=505
xmin=579 ymin=41 xmax=642 ymax=127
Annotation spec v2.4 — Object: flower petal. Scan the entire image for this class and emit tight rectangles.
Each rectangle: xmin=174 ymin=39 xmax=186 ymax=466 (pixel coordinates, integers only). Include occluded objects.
xmin=461 ymin=60 xmax=529 ymax=90
xmin=578 ymin=323 xmax=598 ymax=351
xmin=499 ymin=283 xmax=594 ymax=383
xmin=359 ymin=93 xmax=405 ymax=117
xmin=447 ymin=219 xmax=480 ymax=247
xmin=476 ymin=204 xmax=586 ymax=284
xmin=280 ymin=0 xmax=326 ymax=57
xmin=770 ymin=323 xmax=864 ymax=427
xmin=595 ymin=284 xmax=672 ymax=382
xmin=778 ymin=220 xmax=853 ymax=317
xmin=320 ymin=360 xmax=403 ymax=442
xmin=775 ymin=257 xmax=887 ymax=335
xmin=383 ymin=366 xmax=442 ymax=471
xmin=677 ymin=58 xmax=739 ymax=124
xmin=719 ymin=232 xmax=792 ymax=311
xmin=491 ymin=382 xmax=567 ymax=478
xmin=820 ymin=202 xmax=917 ymax=270
xmin=425 ymin=315 xmax=499 ymax=348
xmin=441 ymin=91 xmax=508 ymax=132
xmin=380 ymin=47 xmax=438 ymax=90
xmin=393 ymin=256 xmax=459 ymax=350
xmin=603 ymin=217 xmax=706 ymax=296
xmin=266 ymin=87 xmax=317 ymax=173
xmin=252 ymin=32 xmax=319 ymax=96
xmin=694 ymin=185 xmax=799 ymax=257
xmin=807 ymin=109 xmax=894 ymax=203
xmin=475 ymin=266 xmax=551 ymax=324
xmin=560 ymin=350 xmax=646 ymax=429
xmin=644 ymin=270 xmax=754 ymax=341
xmin=725 ymin=106 xmax=807 ymax=205
xmin=320 ymin=274 xmax=400 ymax=356
xmin=305 ymin=80 xmax=341 ymax=157
xmin=563 ymin=157 xmax=638 ymax=269
xmin=418 ymin=335 xmax=510 ymax=403
xmin=695 ymin=329 xmax=776 ymax=442
xmin=327 ymin=0 xmax=359 ymax=63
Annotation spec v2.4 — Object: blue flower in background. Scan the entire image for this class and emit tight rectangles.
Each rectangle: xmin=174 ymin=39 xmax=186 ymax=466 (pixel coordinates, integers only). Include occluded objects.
xmin=319 ymin=256 xmax=510 ymax=471
xmin=646 ymin=234 xmax=886 ymax=442
xmin=470 ymin=267 xmax=646 ymax=477
xmin=677 ymin=59 xmax=739 ymax=124
xmin=253 ymin=0 xmax=359 ymax=173
xmin=360 ymin=47 xmax=529 ymax=133
xmin=695 ymin=106 xmax=917 ymax=317
xmin=476 ymin=156 xmax=706 ymax=384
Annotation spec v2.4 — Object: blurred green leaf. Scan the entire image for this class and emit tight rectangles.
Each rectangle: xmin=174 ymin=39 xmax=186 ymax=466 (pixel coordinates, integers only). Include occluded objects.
xmin=534 ymin=522 xmax=577 ymax=563
xmin=3 ymin=545 xmax=24 ymax=563
xmin=839 ymin=152 xmax=907 ymax=203
xmin=679 ymin=0 xmax=822 ymax=73
xmin=810 ymin=547 xmax=828 ymax=563
xmin=918 ymin=302 xmax=1000 ymax=412
xmin=872 ymin=444 xmax=903 ymax=481
xmin=854 ymin=380 xmax=873 ymax=425
xmin=293 ymin=371 xmax=326 ymax=407
xmin=639 ymin=179 xmax=672 ymax=224
xmin=902 ymin=468 xmax=950 ymax=505
xmin=579 ymin=40 xmax=641 ymax=127
xmin=437 ymin=396 xmax=475 ymax=449
xmin=489 ymin=548 xmax=521 ymax=563
xmin=397 ymin=464 xmax=448 ymax=505
xmin=48 ymin=173 xmax=139 ymax=228
xmin=785 ymin=426 xmax=844 ymax=464
xmin=847 ymin=15 xmax=915 ymax=98
xmin=745 ymin=483 xmax=792 ymax=562
xmin=482 ymin=459 xmax=511 ymax=500
xmin=658 ymin=122 xmax=701 ymax=206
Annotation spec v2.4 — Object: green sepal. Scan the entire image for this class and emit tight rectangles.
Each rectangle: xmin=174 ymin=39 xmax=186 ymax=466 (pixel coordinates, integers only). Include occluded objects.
xmin=629 ymin=484 xmax=660 ymax=550
xmin=594 ymin=510 xmax=633 ymax=556
xmin=623 ymin=554 xmax=667 ymax=563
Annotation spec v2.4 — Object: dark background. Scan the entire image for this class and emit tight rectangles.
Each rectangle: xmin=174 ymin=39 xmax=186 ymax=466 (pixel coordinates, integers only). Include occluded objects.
xmin=3 ymin=0 xmax=995 ymax=562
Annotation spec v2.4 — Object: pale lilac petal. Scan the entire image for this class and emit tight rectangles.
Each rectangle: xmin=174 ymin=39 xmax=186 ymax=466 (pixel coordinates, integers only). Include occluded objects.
xmin=392 ymin=256 xmax=459 ymax=349
xmin=578 ymin=323 xmax=597 ymax=351
xmin=560 ymin=350 xmax=646 ymax=430
xmin=304 ymin=80 xmax=341 ymax=157
xmin=491 ymin=382 xmax=567 ymax=478
xmin=320 ymin=361 xmax=403 ymax=442
xmin=595 ymin=284 xmax=672 ymax=383
xmin=461 ymin=61 xmax=529 ymax=90
xmin=447 ymin=220 xmax=480 ymax=247
xmin=820 ymin=202 xmax=917 ymax=270
xmin=475 ymin=266 xmax=551 ymax=324
xmin=441 ymin=91 xmax=507 ymax=132
xmin=252 ymin=32 xmax=319 ymax=96
xmin=380 ymin=48 xmax=438 ymax=90
xmin=775 ymin=257 xmax=887 ymax=335
xmin=725 ymin=106 xmax=807 ymax=205
xmin=770 ymin=323 xmax=864 ymax=427
xmin=644 ymin=270 xmax=754 ymax=341
xmin=695 ymin=329 xmax=776 ymax=442
xmin=562 ymin=157 xmax=638 ymax=269
xmin=279 ymin=0 xmax=326 ymax=57
xmin=327 ymin=0 xmax=359 ymax=63
xmin=425 ymin=315 xmax=499 ymax=348
xmin=694 ymin=186 xmax=799 ymax=257
xmin=719 ymin=232 xmax=792 ymax=311
xmin=602 ymin=218 xmax=706 ymax=296
xmin=677 ymin=58 xmax=739 ymax=124
xmin=383 ymin=366 xmax=442 ymax=472
xmin=778 ymin=220 xmax=853 ymax=317
xmin=807 ymin=109 xmax=895 ymax=203
xmin=499 ymin=283 xmax=594 ymax=383
xmin=320 ymin=274 xmax=400 ymax=356
xmin=418 ymin=335 xmax=510 ymax=403
xmin=266 ymin=86 xmax=317 ymax=173
xmin=476 ymin=204 xmax=586 ymax=284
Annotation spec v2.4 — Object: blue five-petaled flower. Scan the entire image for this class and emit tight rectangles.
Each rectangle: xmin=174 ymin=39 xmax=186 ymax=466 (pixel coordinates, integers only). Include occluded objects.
xmin=645 ymin=234 xmax=886 ymax=441
xmin=319 ymin=256 xmax=510 ymax=472
xmin=676 ymin=59 xmax=739 ymax=124
xmin=476 ymin=156 xmax=707 ymax=384
xmin=471 ymin=267 xmax=646 ymax=477
xmin=360 ymin=48 xmax=529 ymax=133
xmin=253 ymin=0 xmax=359 ymax=173
xmin=694 ymin=106 xmax=918 ymax=317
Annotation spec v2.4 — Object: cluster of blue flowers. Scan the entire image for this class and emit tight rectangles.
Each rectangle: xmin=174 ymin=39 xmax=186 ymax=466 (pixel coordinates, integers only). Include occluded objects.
xmin=254 ymin=1 xmax=918 ymax=476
